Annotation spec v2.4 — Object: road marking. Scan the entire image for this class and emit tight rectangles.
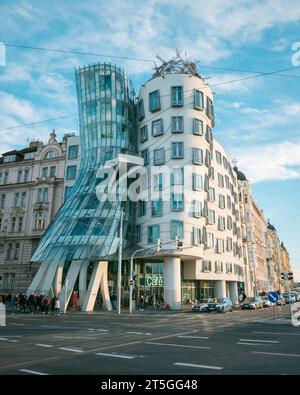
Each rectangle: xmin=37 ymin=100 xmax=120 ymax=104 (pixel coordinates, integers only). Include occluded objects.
xmin=177 ymin=336 xmax=210 ymax=339
xmin=237 ymin=342 xmax=270 ymax=346
xmin=174 ymin=362 xmax=223 ymax=370
xmin=9 ymin=323 xmax=25 ymax=326
xmin=0 ymin=338 xmax=18 ymax=342
xmin=87 ymin=328 xmax=109 ymax=332
xmin=19 ymin=369 xmax=49 ymax=375
xmin=0 ymin=338 xmax=8 ymax=341
xmin=36 ymin=344 xmax=54 ymax=348
xmin=95 ymin=352 xmax=136 ymax=359
xmin=239 ymin=339 xmax=279 ymax=344
xmin=253 ymin=331 xmax=300 ymax=336
xmin=126 ymin=331 xmax=152 ymax=335
xmin=58 ymin=347 xmax=84 ymax=353
xmin=9 ymin=340 xmax=19 ymax=343
xmin=53 ymin=336 xmax=97 ymax=340
xmin=145 ymin=342 xmax=210 ymax=350
xmin=251 ymin=351 xmax=300 ymax=358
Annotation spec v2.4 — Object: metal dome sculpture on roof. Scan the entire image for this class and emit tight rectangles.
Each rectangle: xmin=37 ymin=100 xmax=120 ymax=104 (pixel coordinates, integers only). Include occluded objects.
xmin=153 ymin=50 xmax=201 ymax=78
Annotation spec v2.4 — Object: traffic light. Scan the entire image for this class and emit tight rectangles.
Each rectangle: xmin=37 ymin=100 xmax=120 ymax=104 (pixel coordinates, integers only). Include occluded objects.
xmin=175 ymin=236 xmax=183 ymax=249
xmin=280 ymin=272 xmax=286 ymax=280
xmin=156 ymin=238 xmax=161 ymax=252
xmin=288 ymin=272 xmax=294 ymax=281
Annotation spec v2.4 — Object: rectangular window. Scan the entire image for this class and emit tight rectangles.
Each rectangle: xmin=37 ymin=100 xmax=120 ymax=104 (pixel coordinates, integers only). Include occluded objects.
xmin=153 ymin=173 xmax=163 ymax=191
xmin=171 ymin=86 xmax=184 ymax=106
xmin=136 ymin=225 xmax=141 ymax=242
xmin=148 ymin=225 xmax=160 ymax=243
xmin=24 ymin=152 xmax=35 ymax=160
xmin=208 ymin=166 xmax=214 ymax=179
xmin=66 ymin=165 xmax=77 ymax=180
xmin=193 ymin=227 xmax=202 ymax=245
xmin=171 ymin=167 xmax=184 ymax=185
xmin=206 ymin=97 xmax=214 ymax=119
xmin=154 ymin=149 xmax=165 ymax=165
xmin=14 ymin=193 xmax=20 ymax=207
xmin=171 ymin=142 xmax=184 ymax=159
xmin=17 ymin=170 xmax=23 ymax=183
xmin=14 ymin=243 xmax=19 ymax=260
xmin=225 ymin=175 xmax=230 ymax=189
xmin=68 ymin=145 xmax=79 ymax=160
xmin=18 ymin=217 xmax=23 ymax=232
xmin=218 ymin=173 xmax=224 ymax=188
xmin=152 ymin=119 xmax=163 ymax=136
xmin=193 ymin=200 xmax=202 ymax=218
xmin=11 ymin=217 xmax=16 ymax=232
xmin=227 ymin=195 xmax=232 ymax=209
xmin=171 ymin=193 xmax=184 ymax=211
xmin=171 ymin=220 xmax=184 ymax=239
xmin=205 ymin=125 xmax=213 ymax=142
xmin=202 ymin=260 xmax=212 ymax=272
xmin=151 ymin=200 xmax=163 ymax=216
xmin=38 ymin=187 xmax=48 ymax=203
xmin=4 ymin=171 xmax=9 ymax=184
xmin=24 ymin=168 xmax=29 ymax=182
xmin=149 ymin=90 xmax=161 ymax=112
xmin=50 ymin=166 xmax=56 ymax=177
xmin=192 ymin=173 xmax=203 ymax=191
xmin=193 ymin=118 xmax=203 ymax=135
xmin=207 ymin=209 xmax=215 ymax=225
xmin=20 ymin=191 xmax=26 ymax=206
xmin=138 ymin=200 xmax=146 ymax=217
xmin=140 ymin=125 xmax=148 ymax=143
xmin=171 ymin=116 xmax=184 ymax=133
xmin=42 ymin=167 xmax=48 ymax=177
xmin=219 ymin=194 xmax=226 ymax=209
xmin=4 ymin=155 xmax=16 ymax=162
xmin=0 ymin=194 xmax=6 ymax=209
xmin=137 ymin=99 xmax=145 ymax=121
xmin=207 ymin=233 xmax=214 ymax=248
xmin=227 ymin=215 xmax=233 ymax=230
xmin=205 ymin=149 xmax=211 ymax=167
xmin=227 ymin=237 xmax=233 ymax=252
xmin=208 ymin=187 xmax=215 ymax=202
xmin=192 ymin=148 xmax=203 ymax=165
xmin=218 ymin=216 xmax=226 ymax=231
xmin=194 ymin=89 xmax=204 ymax=110
xmin=141 ymin=149 xmax=149 ymax=165
xmin=216 ymin=151 xmax=222 ymax=164
xmin=215 ymin=261 xmax=223 ymax=274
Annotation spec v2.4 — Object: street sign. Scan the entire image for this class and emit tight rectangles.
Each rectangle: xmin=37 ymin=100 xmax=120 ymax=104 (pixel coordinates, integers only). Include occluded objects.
xmin=267 ymin=291 xmax=279 ymax=304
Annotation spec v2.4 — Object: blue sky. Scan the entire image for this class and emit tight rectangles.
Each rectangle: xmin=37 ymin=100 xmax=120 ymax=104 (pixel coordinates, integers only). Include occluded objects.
xmin=0 ymin=0 xmax=299 ymax=279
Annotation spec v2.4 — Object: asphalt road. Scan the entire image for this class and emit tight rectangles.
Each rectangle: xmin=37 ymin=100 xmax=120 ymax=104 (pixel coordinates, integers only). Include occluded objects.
xmin=0 ymin=305 xmax=299 ymax=375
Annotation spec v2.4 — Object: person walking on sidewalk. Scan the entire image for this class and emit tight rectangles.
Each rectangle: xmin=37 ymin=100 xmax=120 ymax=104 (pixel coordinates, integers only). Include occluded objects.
xmin=54 ymin=298 xmax=60 ymax=315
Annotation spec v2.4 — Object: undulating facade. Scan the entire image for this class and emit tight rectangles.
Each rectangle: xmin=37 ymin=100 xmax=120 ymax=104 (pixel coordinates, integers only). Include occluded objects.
xmin=0 ymin=55 xmax=290 ymax=310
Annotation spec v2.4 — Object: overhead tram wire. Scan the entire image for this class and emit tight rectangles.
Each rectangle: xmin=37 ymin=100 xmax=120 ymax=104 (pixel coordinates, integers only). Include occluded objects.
xmin=3 ymin=42 xmax=300 ymax=79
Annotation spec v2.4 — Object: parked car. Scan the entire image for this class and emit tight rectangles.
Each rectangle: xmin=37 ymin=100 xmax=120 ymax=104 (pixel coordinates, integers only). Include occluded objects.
xmin=191 ymin=299 xmax=211 ymax=313
xmin=276 ymin=295 xmax=286 ymax=305
xmin=207 ymin=297 xmax=233 ymax=313
xmin=242 ymin=296 xmax=263 ymax=309
xmin=283 ymin=292 xmax=296 ymax=304
xmin=261 ymin=296 xmax=275 ymax=307
xmin=290 ymin=291 xmax=300 ymax=302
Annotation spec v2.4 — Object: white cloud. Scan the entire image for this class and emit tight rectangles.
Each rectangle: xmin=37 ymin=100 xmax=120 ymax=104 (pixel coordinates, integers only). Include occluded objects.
xmin=232 ymin=139 xmax=300 ymax=183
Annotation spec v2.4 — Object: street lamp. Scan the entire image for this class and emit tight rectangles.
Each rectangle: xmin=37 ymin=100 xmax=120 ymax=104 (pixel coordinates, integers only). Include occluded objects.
xmin=64 ymin=279 xmax=68 ymax=314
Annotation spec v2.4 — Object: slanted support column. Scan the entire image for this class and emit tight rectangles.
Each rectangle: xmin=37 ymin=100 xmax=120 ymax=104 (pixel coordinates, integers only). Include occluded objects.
xmin=82 ymin=261 xmax=112 ymax=312
xmin=215 ymin=280 xmax=227 ymax=298
xmin=26 ymin=261 xmax=49 ymax=297
xmin=40 ymin=261 xmax=60 ymax=297
xmin=59 ymin=260 xmax=83 ymax=312
xmin=229 ymin=281 xmax=239 ymax=304
xmin=53 ymin=263 xmax=64 ymax=297
xmin=78 ymin=261 xmax=89 ymax=306
xmin=163 ymin=256 xmax=181 ymax=310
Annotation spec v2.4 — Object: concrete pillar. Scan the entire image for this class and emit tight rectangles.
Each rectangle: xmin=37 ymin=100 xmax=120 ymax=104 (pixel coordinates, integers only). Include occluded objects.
xmin=53 ymin=264 xmax=64 ymax=297
xmin=163 ymin=256 xmax=181 ymax=310
xmin=78 ymin=261 xmax=89 ymax=306
xmin=59 ymin=260 xmax=83 ymax=312
xmin=215 ymin=280 xmax=226 ymax=298
xmin=229 ymin=281 xmax=239 ymax=304
xmin=40 ymin=261 xmax=60 ymax=297
xmin=81 ymin=261 xmax=112 ymax=312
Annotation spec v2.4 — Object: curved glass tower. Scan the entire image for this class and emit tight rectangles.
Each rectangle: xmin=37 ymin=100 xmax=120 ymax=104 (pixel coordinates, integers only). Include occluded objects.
xmin=31 ymin=63 xmax=135 ymax=263
xmin=27 ymin=64 xmax=136 ymax=310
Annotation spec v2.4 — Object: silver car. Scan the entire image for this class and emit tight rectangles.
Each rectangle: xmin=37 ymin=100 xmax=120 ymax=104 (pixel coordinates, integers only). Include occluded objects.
xmin=207 ymin=297 xmax=233 ymax=313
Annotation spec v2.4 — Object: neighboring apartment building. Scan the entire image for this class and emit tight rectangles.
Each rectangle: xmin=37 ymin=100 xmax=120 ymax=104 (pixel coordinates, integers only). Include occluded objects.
xmin=266 ymin=222 xmax=284 ymax=292
xmin=0 ymin=131 xmax=80 ymax=293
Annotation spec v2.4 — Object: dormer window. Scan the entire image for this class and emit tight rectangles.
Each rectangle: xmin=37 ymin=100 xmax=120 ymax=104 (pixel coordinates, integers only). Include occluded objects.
xmin=3 ymin=155 xmax=16 ymax=162
xmin=44 ymin=150 xmax=59 ymax=159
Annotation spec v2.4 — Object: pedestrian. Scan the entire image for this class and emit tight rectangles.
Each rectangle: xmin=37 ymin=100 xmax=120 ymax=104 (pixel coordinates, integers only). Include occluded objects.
xmin=5 ymin=293 xmax=12 ymax=312
xmin=152 ymin=293 xmax=157 ymax=310
xmin=50 ymin=296 xmax=56 ymax=315
xmin=54 ymin=298 xmax=60 ymax=315
xmin=14 ymin=294 xmax=19 ymax=312
xmin=139 ymin=294 xmax=144 ymax=311
xmin=44 ymin=296 xmax=50 ymax=315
